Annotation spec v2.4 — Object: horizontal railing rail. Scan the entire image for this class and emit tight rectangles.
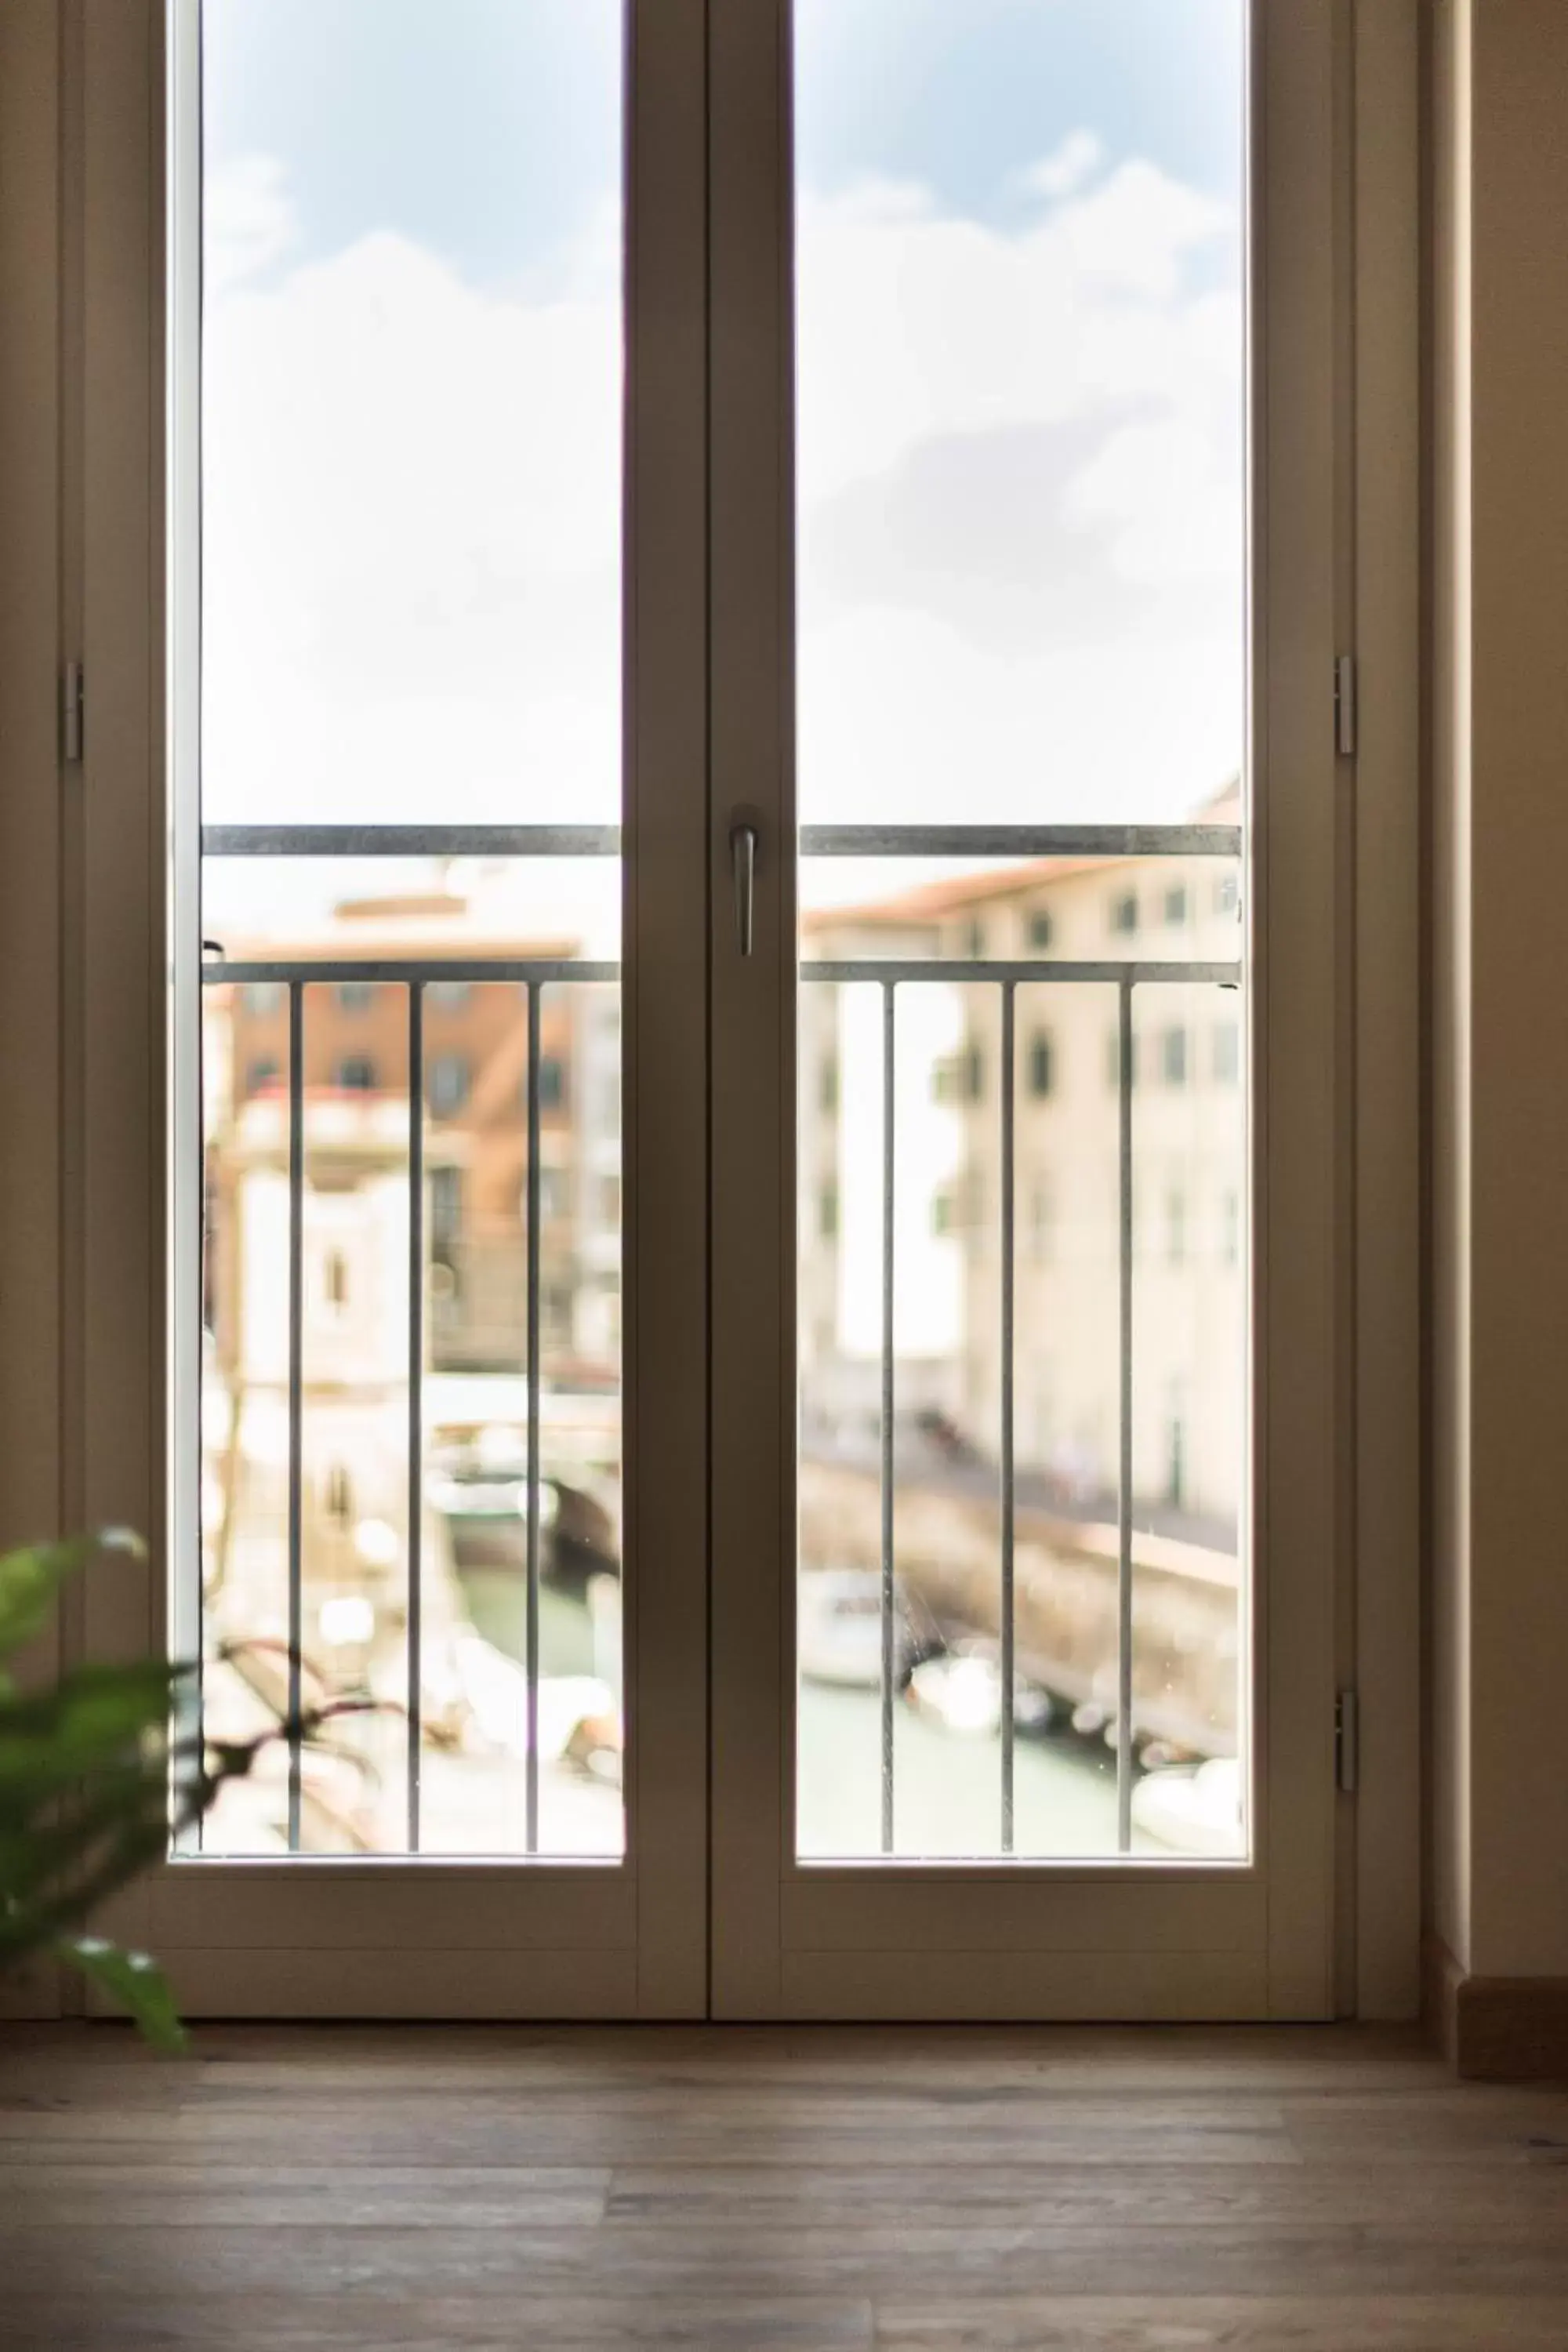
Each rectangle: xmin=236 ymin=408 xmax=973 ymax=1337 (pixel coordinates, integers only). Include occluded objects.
xmin=205 ymin=957 xmax=1240 ymax=989
xmin=807 ymin=959 xmax=1240 ymax=988
xmin=202 ymin=821 xmax=1241 ymax=861
xmin=208 ymin=959 xmax=618 ymax=985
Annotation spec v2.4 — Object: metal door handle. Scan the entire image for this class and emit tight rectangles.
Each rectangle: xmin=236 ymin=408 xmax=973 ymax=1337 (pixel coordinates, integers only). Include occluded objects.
xmin=731 ymin=821 xmax=757 ymax=956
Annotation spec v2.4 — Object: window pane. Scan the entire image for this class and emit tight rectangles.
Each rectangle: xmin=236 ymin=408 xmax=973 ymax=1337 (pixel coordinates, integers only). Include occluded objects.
xmin=192 ymin=1 xmax=624 ymax=1861
xmin=795 ymin=0 xmax=1247 ymax=1862
xmin=795 ymin=0 xmax=1245 ymax=837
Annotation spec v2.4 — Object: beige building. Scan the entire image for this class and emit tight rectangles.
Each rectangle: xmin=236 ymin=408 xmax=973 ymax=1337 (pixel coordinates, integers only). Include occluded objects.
xmin=942 ymin=843 xmax=1243 ymax=1538
xmin=213 ymin=887 xmax=616 ymax=1383
xmin=797 ymin=811 xmax=1244 ymax=1541
xmin=798 ymin=901 xmax=964 ymax=1443
xmin=199 ymin=884 xmax=625 ymax=1769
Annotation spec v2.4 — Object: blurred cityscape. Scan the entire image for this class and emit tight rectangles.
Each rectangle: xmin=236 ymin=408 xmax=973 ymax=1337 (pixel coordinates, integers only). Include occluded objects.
xmin=197 ymin=801 xmax=1245 ymax=1863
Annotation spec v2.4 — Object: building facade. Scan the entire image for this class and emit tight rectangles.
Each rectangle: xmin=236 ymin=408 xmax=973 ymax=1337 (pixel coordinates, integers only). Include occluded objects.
xmin=797 ymin=811 xmax=1244 ymax=1541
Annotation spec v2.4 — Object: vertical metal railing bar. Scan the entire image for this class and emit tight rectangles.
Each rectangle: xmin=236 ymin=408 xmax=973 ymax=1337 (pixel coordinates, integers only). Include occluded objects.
xmin=1116 ymin=975 xmax=1135 ymax=1854
xmin=524 ymin=981 xmax=543 ymax=1857
xmin=880 ymin=980 xmax=897 ymax=1857
xmin=999 ymin=979 xmax=1016 ymax=1856
xmin=406 ymin=985 xmax=424 ymax=1854
xmin=286 ymin=981 xmax=305 ymax=1852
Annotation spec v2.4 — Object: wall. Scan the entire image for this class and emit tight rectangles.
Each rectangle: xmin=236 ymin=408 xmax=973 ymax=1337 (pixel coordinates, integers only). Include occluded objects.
xmin=0 ymin=0 xmax=66 ymax=2021
xmin=1428 ymin=0 xmax=1473 ymax=1980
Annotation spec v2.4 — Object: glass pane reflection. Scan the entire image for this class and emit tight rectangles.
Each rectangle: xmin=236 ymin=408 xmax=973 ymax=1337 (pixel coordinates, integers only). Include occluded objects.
xmin=194 ymin=0 xmax=625 ymax=1858
xmin=794 ymin=0 xmax=1248 ymax=1862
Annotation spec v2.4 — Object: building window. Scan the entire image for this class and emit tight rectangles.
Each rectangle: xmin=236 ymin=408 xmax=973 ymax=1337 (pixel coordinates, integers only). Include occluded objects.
xmin=241 ymin=982 xmax=284 ymax=1014
xmin=324 ymin=1464 xmax=353 ymax=1525
xmin=1028 ymin=1032 xmax=1054 ymax=1098
xmin=1029 ymin=1178 xmax=1054 ymax=1261
xmin=934 ymin=1047 xmax=986 ymax=1105
xmin=820 ymin=1054 xmax=839 ymax=1113
xmin=1213 ymin=1021 xmax=1240 ymax=1084
xmin=1160 ymin=1027 xmax=1188 ymax=1086
xmin=1163 ymin=884 xmax=1189 ymax=927
xmin=426 ymin=980 xmax=471 ymax=1011
xmin=539 ymin=1166 xmax=573 ymax=1221
xmin=819 ymin=1183 xmax=839 ymax=1241
xmin=1027 ymin=909 xmax=1054 ymax=951
xmin=933 ymin=1174 xmax=985 ymax=1236
xmin=940 ymin=1176 xmax=987 ymax=1232
xmin=535 ymin=1055 xmax=566 ymax=1111
xmin=1109 ymin=891 xmax=1138 ymax=936
xmin=963 ymin=918 xmax=986 ymax=959
xmin=1167 ymin=1189 xmax=1187 ymax=1266
xmin=245 ymin=1057 xmax=278 ymax=1097
xmin=428 ymin=1054 xmax=470 ymax=1116
xmin=323 ymin=1249 xmax=349 ymax=1309
xmin=1165 ymin=1399 xmax=1187 ymax=1509
xmin=336 ymin=1056 xmax=376 ymax=1091
xmin=429 ymin=1165 xmax=463 ymax=1247
xmin=336 ymin=981 xmax=376 ymax=1014
xmin=1221 ymin=1188 xmax=1240 ymax=1266
xmin=1106 ymin=1029 xmax=1137 ymax=1088
xmin=1214 ymin=872 xmax=1240 ymax=917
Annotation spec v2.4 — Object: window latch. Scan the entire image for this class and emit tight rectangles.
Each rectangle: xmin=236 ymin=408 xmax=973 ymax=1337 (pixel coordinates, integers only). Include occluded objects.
xmin=1335 ymin=1689 xmax=1359 ymax=1795
xmin=61 ymin=661 xmax=84 ymax=765
xmin=1334 ymin=654 xmax=1357 ymax=760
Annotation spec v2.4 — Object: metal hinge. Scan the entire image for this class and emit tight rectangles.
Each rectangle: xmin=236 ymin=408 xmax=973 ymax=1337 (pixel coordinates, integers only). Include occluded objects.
xmin=1335 ymin=1689 xmax=1359 ymax=1795
xmin=61 ymin=660 xmax=84 ymax=765
xmin=1334 ymin=653 xmax=1357 ymax=759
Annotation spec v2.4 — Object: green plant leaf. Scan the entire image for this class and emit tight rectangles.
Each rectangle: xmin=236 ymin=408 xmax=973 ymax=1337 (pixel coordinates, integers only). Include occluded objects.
xmin=0 ymin=1659 xmax=180 ymax=1792
xmin=54 ymin=1933 xmax=187 ymax=2053
xmin=0 ymin=1530 xmax=386 ymax=2055
xmin=0 ymin=1530 xmax=145 ymax=1659
xmin=0 ymin=1802 xmax=170 ymax=1954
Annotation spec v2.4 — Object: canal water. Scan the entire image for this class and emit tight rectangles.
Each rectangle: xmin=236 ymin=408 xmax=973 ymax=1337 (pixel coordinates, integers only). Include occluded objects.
xmin=797 ymin=1680 xmax=1154 ymax=1859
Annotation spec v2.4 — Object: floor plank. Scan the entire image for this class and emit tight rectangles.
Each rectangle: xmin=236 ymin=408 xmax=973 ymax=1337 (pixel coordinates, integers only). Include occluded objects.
xmin=2 ymin=2024 xmax=1566 ymax=2350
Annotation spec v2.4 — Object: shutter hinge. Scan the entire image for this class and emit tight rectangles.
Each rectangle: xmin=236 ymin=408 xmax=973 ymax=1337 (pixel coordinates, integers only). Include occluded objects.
xmin=61 ymin=660 xmax=84 ymax=765
xmin=1334 ymin=653 xmax=1357 ymax=760
xmin=1335 ymin=1688 xmax=1359 ymax=1795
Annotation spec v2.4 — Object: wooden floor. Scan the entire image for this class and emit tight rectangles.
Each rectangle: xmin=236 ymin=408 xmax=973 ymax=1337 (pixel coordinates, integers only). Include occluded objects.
xmin=3 ymin=2025 xmax=1568 ymax=2348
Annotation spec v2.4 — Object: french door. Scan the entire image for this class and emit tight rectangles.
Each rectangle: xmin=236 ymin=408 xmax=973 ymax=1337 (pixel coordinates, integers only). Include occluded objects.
xmin=708 ymin=0 xmax=1339 ymax=2019
xmin=71 ymin=0 xmax=1344 ymax=2019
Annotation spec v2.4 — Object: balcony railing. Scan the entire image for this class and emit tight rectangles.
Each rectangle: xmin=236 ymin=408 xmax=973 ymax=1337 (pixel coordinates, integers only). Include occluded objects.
xmin=199 ymin=819 xmax=1242 ymax=1859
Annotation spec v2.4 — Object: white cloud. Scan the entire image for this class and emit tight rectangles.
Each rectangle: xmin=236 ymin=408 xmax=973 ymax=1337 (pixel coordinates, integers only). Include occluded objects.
xmin=795 ymin=158 xmax=1234 ymax=499
xmin=204 ymin=154 xmax=299 ymax=298
xmin=792 ymin=156 xmax=1243 ymax=826
xmin=1063 ymin=408 xmax=1241 ymax=588
xmin=199 ymin=141 xmax=1244 ymax=886
xmin=202 ymin=218 xmax=622 ymax=839
xmin=1017 ymin=129 xmax=1105 ymax=202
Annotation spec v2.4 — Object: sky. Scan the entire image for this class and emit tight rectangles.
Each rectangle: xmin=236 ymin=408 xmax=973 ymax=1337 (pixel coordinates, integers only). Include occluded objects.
xmin=198 ymin=0 xmax=1246 ymax=937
